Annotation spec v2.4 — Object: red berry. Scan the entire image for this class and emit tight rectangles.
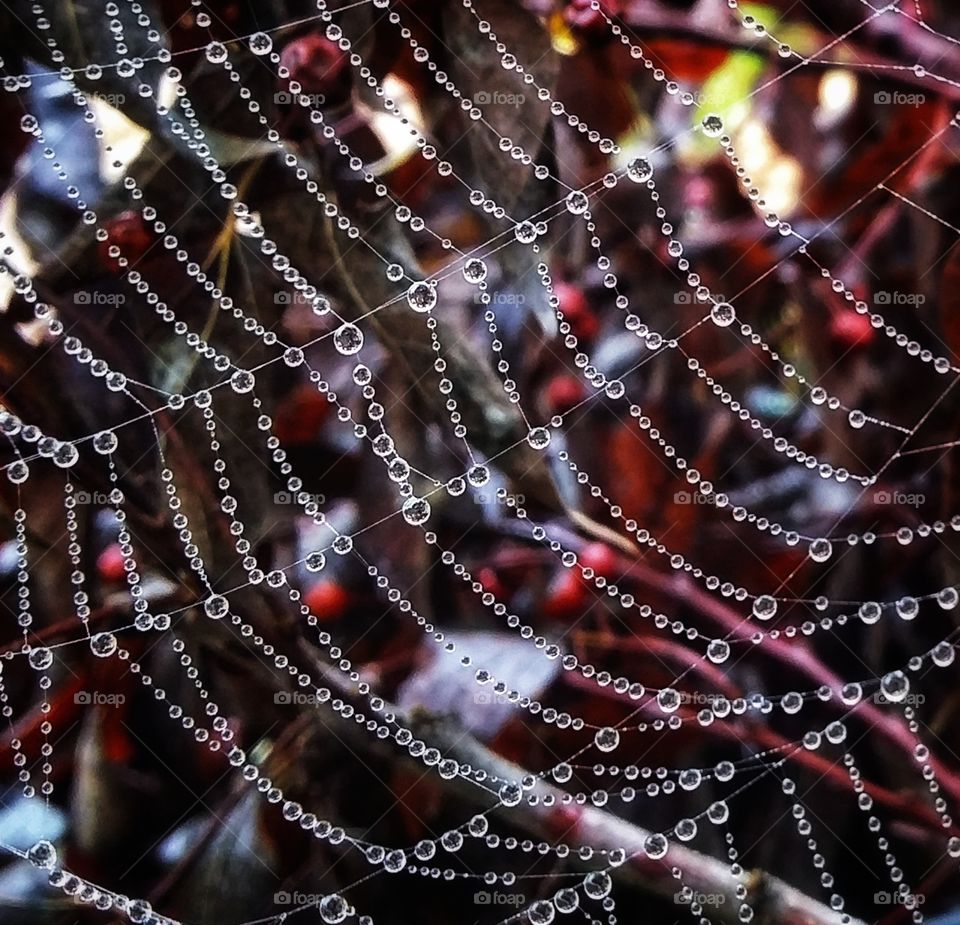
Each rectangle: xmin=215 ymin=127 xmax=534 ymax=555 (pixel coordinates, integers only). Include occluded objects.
xmin=97 ymin=544 xmax=127 ymax=584
xmin=830 ymin=310 xmax=874 ymax=349
xmin=543 ymin=570 xmax=588 ymax=620
xmin=273 ymin=384 xmax=330 ymax=445
xmin=578 ymin=542 xmax=619 ymax=581
xmin=554 ymin=282 xmax=599 ymax=342
xmin=303 ymin=580 xmax=351 ymax=620
xmin=97 ymin=210 xmax=153 ymax=275
xmin=546 ymin=374 xmax=586 ymax=416
xmin=279 ymin=34 xmax=351 ymax=106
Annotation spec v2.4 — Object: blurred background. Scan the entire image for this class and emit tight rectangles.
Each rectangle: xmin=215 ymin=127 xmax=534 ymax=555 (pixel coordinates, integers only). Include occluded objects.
xmin=1 ymin=0 xmax=960 ymax=923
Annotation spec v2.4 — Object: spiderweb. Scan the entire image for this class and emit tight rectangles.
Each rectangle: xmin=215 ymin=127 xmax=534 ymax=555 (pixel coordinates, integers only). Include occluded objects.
xmin=0 ymin=0 xmax=959 ymax=923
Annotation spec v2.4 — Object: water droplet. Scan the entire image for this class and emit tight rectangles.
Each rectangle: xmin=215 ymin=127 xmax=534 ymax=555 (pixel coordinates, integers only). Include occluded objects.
xmin=407 ymin=281 xmax=437 ymax=312
xmin=701 ymin=113 xmax=724 ymax=137
xmin=463 ymin=258 xmax=487 ymax=283
xmin=90 ymin=632 xmax=117 ymax=657
xmin=808 ymin=538 xmax=833 ymax=562
xmin=528 ymin=900 xmax=555 ymax=925
xmin=53 ymin=442 xmax=78 ymax=468
xmin=707 ymin=639 xmax=730 ymax=663
xmin=932 ymin=641 xmax=955 ymax=667
xmin=93 ymin=431 xmax=118 ymax=455
xmin=584 ymin=870 xmax=612 ymax=898
xmin=627 ymin=157 xmax=653 ymax=183
xmin=231 ymin=369 xmax=255 ymax=393
xmin=880 ymin=670 xmax=909 ymax=703
xmin=24 ymin=839 xmax=57 ymax=873
xmin=752 ymin=594 xmax=777 ymax=620
xmin=643 ymin=833 xmax=668 ymax=859
xmin=205 ymin=42 xmax=228 ymax=64
xmin=711 ymin=302 xmax=736 ymax=327
xmin=248 ymin=32 xmax=273 ymax=56
xmin=402 ymin=496 xmax=431 ymax=526
xmin=515 ymin=221 xmax=538 ymax=244
xmin=333 ymin=323 xmax=364 ymax=355
xmin=319 ymin=894 xmax=348 ymax=923
xmin=566 ymin=190 xmax=589 ymax=214
xmin=204 ymin=594 xmax=229 ymax=620
xmin=707 ymin=800 xmax=729 ymax=824
xmin=28 ymin=647 xmax=53 ymax=671
xmin=467 ymin=464 xmax=490 ymax=487
xmin=527 ymin=427 xmax=550 ymax=450
xmin=594 ymin=726 xmax=619 ymax=752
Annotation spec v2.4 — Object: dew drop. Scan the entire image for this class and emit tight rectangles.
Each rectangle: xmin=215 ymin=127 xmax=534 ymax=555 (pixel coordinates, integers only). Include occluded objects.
xmin=90 ymin=632 xmax=117 ymax=658
xmin=402 ymin=496 xmax=431 ymax=526
xmin=407 ymin=281 xmax=437 ymax=312
xmin=333 ymin=323 xmax=364 ymax=355
xmin=594 ymin=726 xmax=620 ymax=752
xmin=627 ymin=157 xmax=653 ymax=183
xmin=711 ymin=302 xmax=736 ymax=327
